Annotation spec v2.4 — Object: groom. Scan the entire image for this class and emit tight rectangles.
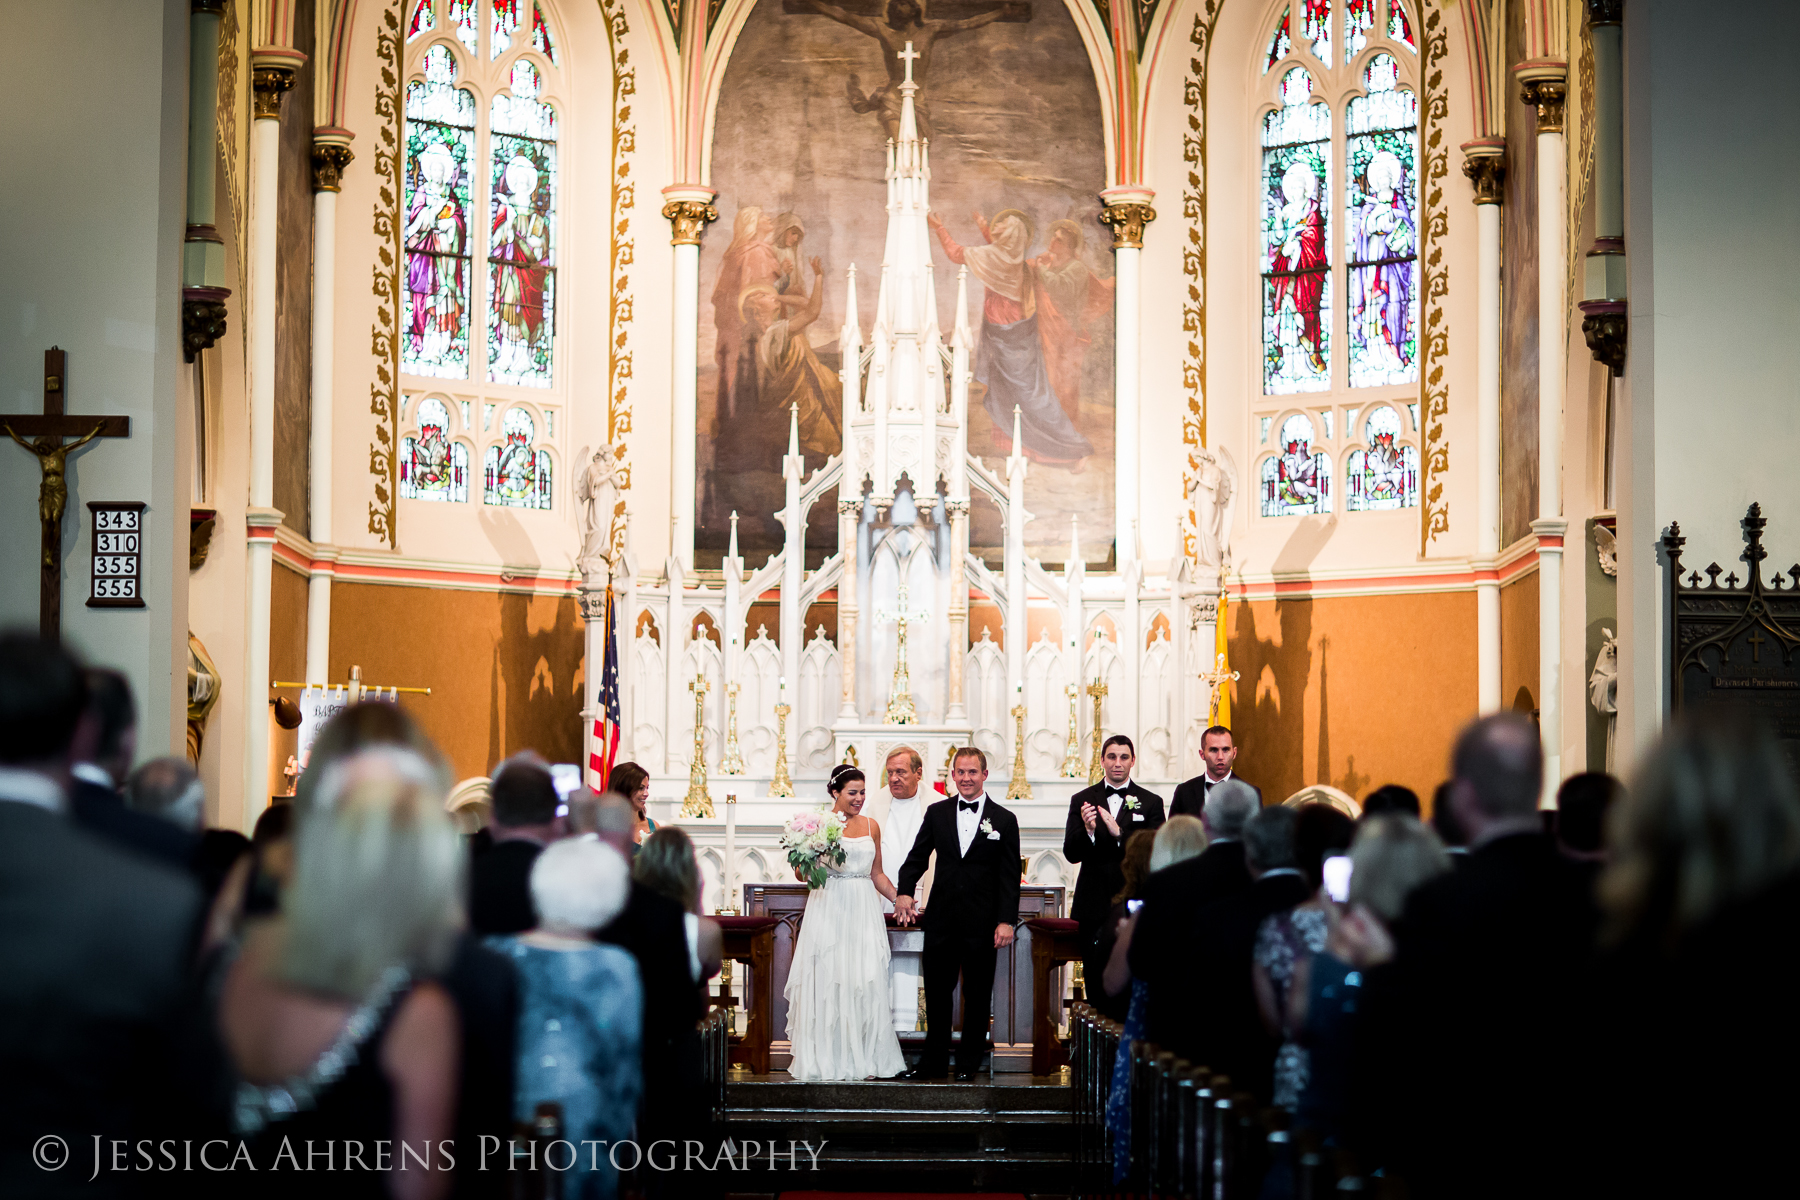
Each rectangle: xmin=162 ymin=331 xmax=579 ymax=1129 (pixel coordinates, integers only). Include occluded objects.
xmin=894 ymin=747 xmax=1021 ymax=1081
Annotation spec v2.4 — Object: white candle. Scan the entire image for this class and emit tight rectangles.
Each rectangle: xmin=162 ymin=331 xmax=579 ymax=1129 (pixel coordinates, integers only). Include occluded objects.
xmin=724 ymin=793 xmax=738 ymax=914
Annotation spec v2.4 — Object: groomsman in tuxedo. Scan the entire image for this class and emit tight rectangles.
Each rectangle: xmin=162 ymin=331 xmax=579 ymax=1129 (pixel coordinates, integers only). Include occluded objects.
xmin=1063 ymin=735 xmax=1165 ymax=946
xmin=1170 ymin=725 xmax=1262 ymax=817
xmin=894 ymin=748 xmax=1021 ymax=1081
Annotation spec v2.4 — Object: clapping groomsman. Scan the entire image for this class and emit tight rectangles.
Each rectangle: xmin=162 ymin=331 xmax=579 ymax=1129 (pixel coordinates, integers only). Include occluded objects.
xmin=1063 ymin=735 xmax=1165 ymax=946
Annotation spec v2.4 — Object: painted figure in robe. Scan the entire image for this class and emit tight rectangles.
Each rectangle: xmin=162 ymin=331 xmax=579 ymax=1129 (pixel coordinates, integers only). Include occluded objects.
xmin=1350 ymin=150 xmax=1415 ymax=375
xmin=405 ymin=142 xmax=467 ymax=364
xmin=1269 ymin=162 xmax=1327 ymax=374
xmin=738 ymin=257 xmax=844 ymax=462
xmin=490 ymin=155 xmax=552 ymax=375
xmin=1279 ymin=436 xmax=1321 ymax=507
xmin=1034 ymin=219 xmax=1115 ymax=423
xmin=712 ymin=206 xmax=783 ymax=421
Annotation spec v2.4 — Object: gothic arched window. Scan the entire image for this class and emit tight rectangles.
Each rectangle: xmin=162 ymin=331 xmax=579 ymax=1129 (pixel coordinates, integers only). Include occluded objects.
xmin=1261 ymin=413 xmax=1333 ymax=516
xmin=1255 ymin=0 xmax=1419 ymax=516
xmin=484 ymin=406 xmax=555 ymax=509
xmin=403 ymin=0 xmax=564 ymax=510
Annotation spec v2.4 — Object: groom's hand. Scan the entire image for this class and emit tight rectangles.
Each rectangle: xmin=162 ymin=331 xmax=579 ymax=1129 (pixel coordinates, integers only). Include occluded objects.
xmin=993 ymin=922 xmax=1015 ymax=949
xmin=894 ymin=895 xmax=917 ymax=925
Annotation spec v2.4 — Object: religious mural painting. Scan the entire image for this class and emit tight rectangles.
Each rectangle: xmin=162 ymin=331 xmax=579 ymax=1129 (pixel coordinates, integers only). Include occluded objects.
xmin=699 ymin=0 xmax=1115 ymax=563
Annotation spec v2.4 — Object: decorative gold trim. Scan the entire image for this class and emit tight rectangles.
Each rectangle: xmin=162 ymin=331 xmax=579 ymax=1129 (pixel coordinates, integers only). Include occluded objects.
xmin=311 ymin=142 xmax=355 ymax=193
xmin=1569 ymin=26 xmax=1595 ymax=322
xmin=1520 ymin=77 xmax=1566 ymax=133
xmin=367 ymin=3 xmax=402 ymax=548
xmin=1179 ymin=0 xmax=1223 ymax=563
xmin=662 ymin=199 xmax=719 ymax=246
xmin=601 ymin=0 xmax=639 ymax=563
xmin=218 ymin=1 xmax=245 ymax=286
xmin=1461 ymin=150 xmax=1505 ymax=205
xmin=251 ymin=64 xmax=296 ymax=119
xmin=1419 ymin=5 xmax=1452 ymax=554
xmin=1097 ymin=201 xmax=1155 ymax=250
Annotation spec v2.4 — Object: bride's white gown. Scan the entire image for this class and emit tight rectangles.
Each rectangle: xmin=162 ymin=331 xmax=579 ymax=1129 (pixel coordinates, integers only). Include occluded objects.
xmin=784 ymin=835 xmax=907 ymax=1081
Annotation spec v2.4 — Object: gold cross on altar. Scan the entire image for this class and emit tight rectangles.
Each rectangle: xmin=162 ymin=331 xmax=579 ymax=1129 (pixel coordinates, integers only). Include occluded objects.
xmin=1085 ymin=677 xmax=1108 ymax=784
xmin=1199 ymin=651 xmax=1240 ymax=726
xmin=877 ymin=581 xmax=931 ymax=725
xmin=4 ymin=349 xmax=130 ymax=637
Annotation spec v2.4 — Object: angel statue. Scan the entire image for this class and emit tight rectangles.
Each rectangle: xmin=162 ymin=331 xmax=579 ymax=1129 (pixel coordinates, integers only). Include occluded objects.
xmin=575 ymin=445 xmax=623 ymax=584
xmin=1188 ymin=446 xmax=1237 ymax=572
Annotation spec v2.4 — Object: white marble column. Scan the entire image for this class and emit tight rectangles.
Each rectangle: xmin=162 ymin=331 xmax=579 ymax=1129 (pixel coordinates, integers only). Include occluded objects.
xmin=1099 ymin=190 xmax=1154 ymax=561
xmin=945 ymin=502 xmax=969 ymax=722
xmin=1519 ymin=62 xmax=1568 ymax=799
xmin=307 ymin=130 xmax=353 ymax=685
xmin=662 ymin=187 xmax=717 ymax=571
xmin=243 ymin=51 xmax=301 ymax=824
xmin=1463 ymin=140 xmax=1505 ymax=713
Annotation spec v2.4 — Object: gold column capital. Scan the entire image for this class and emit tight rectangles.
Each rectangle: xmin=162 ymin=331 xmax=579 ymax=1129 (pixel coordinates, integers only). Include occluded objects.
xmin=311 ymin=138 xmax=355 ymax=193
xmin=662 ymin=200 xmax=719 ymax=246
xmin=1098 ymin=201 xmax=1157 ymax=250
xmin=1460 ymin=140 xmax=1506 ymax=205
xmin=1515 ymin=60 xmax=1568 ymax=133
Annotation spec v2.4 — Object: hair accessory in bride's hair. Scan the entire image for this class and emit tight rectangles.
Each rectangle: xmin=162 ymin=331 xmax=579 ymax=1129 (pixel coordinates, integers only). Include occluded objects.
xmin=828 ymin=763 xmax=865 ymax=792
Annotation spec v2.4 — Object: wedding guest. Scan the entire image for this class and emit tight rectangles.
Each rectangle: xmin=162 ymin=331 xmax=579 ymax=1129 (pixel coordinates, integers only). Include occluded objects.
xmin=1253 ymin=803 xmax=1355 ymax=1111
xmin=607 ymin=761 xmax=655 ymax=850
xmin=490 ymin=838 xmax=641 ymax=1200
xmin=0 ymin=634 xmax=203 ymax=1199
xmin=1360 ymin=784 xmax=1421 ymax=820
xmin=1429 ymin=780 xmax=1468 ymax=860
xmin=1087 ymin=828 xmax=1158 ymax=1021
xmin=69 ymin=668 xmax=198 ymax=871
xmin=214 ymin=746 xmax=461 ymax=1199
xmin=125 ymin=756 xmax=207 ymax=831
xmin=1064 ymin=734 xmax=1166 ymax=949
xmin=469 ymin=755 xmax=561 ymax=936
xmin=1554 ymin=771 xmax=1621 ymax=866
xmin=634 ymin=826 xmax=724 ymax=985
xmin=1170 ymin=726 xmax=1262 ymax=817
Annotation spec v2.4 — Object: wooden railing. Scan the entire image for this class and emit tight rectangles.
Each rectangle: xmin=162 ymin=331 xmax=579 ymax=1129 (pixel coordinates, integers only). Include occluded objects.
xmin=1067 ymin=1003 xmax=1361 ymax=1199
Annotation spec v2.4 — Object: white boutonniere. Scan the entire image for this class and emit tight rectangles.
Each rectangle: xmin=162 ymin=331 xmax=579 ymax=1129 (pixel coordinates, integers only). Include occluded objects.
xmin=980 ymin=818 xmax=996 ymax=836
xmin=1124 ymin=797 xmax=1141 ymax=812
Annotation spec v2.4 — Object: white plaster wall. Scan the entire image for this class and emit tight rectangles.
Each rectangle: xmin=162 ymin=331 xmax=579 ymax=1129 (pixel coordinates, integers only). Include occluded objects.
xmin=1616 ymin=0 xmax=1800 ymax=758
xmin=0 ymin=0 xmax=192 ymax=758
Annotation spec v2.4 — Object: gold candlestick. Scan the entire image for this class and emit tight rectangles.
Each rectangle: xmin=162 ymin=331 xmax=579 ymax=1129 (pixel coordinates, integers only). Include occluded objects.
xmin=770 ymin=700 xmax=795 ymax=797
xmin=1007 ymin=686 xmax=1033 ymax=800
xmin=1058 ymin=682 xmax=1084 ymax=778
xmin=680 ymin=675 xmax=714 ymax=818
xmin=1085 ymin=676 xmax=1108 ymax=784
xmin=878 ymin=581 xmax=930 ymax=725
xmin=719 ymin=682 xmax=747 ymax=775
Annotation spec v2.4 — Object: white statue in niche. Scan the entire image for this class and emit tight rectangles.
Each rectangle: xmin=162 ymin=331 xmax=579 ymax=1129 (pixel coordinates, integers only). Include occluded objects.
xmin=1589 ymin=628 xmax=1619 ymax=771
xmin=1189 ymin=446 xmax=1237 ymax=571
xmin=576 ymin=444 xmax=623 ymax=583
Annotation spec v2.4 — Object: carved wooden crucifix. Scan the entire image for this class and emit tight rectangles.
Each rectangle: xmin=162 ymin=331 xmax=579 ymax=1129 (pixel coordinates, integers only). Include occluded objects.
xmin=3 ymin=349 xmax=129 ymax=638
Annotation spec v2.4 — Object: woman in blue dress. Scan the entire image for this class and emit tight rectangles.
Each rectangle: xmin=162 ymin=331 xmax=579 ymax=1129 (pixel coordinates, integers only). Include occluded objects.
xmin=490 ymin=837 xmax=642 ymax=1200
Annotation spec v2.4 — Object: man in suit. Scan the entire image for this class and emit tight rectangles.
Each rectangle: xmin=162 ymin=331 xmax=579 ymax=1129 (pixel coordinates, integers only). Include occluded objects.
xmin=1357 ymin=713 xmax=1598 ymax=1200
xmin=1064 ymin=734 xmax=1165 ymax=944
xmin=468 ymin=754 xmax=561 ymax=934
xmin=894 ymin=747 xmax=1022 ymax=1081
xmin=1127 ymin=780 xmax=1260 ymax=1059
xmin=67 ymin=668 xmax=199 ymax=872
xmin=0 ymin=635 xmax=203 ymax=1196
xmin=1170 ymin=725 xmax=1262 ymax=817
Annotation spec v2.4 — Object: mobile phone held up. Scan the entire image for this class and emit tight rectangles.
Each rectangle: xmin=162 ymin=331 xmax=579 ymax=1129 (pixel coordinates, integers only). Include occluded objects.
xmin=1323 ymin=854 xmax=1353 ymax=904
xmin=550 ymin=763 xmax=582 ymax=818
xmin=1126 ymin=898 xmax=1145 ymax=915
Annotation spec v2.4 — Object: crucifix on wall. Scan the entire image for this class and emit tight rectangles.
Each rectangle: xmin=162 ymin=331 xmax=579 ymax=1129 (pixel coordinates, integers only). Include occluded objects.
xmin=3 ymin=349 xmax=129 ymax=638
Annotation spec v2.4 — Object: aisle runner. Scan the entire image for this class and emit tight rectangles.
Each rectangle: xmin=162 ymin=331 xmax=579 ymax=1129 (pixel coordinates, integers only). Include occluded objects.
xmin=779 ymin=1194 xmax=1028 ymax=1200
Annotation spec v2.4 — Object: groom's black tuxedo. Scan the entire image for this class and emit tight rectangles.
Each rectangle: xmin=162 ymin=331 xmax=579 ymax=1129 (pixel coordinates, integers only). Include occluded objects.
xmin=896 ymin=793 xmax=1021 ymax=1075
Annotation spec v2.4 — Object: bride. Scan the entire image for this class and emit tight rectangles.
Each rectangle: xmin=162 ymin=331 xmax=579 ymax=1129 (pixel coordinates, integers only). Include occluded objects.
xmin=784 ymin=765 xmax=908 ymax=1081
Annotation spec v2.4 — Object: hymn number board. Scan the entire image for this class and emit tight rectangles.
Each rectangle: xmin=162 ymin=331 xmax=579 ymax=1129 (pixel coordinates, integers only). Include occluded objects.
xmin=87 ymin=502 xmax=146 ymax=609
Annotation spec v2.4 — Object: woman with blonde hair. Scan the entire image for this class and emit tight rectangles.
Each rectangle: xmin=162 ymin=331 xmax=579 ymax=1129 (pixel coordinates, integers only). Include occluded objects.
xmin=213 ymin=747 xmax=463 ymax=1198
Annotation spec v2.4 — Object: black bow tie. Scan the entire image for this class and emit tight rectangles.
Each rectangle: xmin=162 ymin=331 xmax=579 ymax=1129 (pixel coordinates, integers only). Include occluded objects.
xmin=959 ymin=800 xmax=980 ymax=812
xmin=1107 ymin=786 xmax=1130 ymax=796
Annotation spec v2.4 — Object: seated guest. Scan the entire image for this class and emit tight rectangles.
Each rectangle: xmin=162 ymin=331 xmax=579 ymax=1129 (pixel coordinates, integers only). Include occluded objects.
xmin=1359 ymin=714 xmax=1598 ymax=1200
xmin=1253 ymin=803 xmax=1355 ymax=1111
xmin=1554 ymin=771 xmax=1621 ymax=867
xmin=0 ymin=634 xmax=203 ymax=1198
xmin=1170 ymin=725 xmax=1262 ymax=817
xmin=469 ymin=755 xmax=561 ymax=936
xmin=126 ymin=755 xmax=207 ymax=831
xmin=69 ymin=667 xmax=199 ymax=871
xmin=1064 ymin=734 xmax=1166 ymax=951
xmin=1360 ymin=783 xmax=1421 ymax=820
xmin=1597 ymin=718 xmax=1800 ymax=1198
xmin=214 ymin=746 xmax=461 ymax=1198
xmin=607 ymin=761 xmax=655 ymax=850
xmin=1429 ymin=780 xmax=1468 ymax=860
xmin=1290 ymin=815 xmax=1449 ymax=1145
xmin=1087 ymin=828 xmax=1158 ymax=1021
xmin=1102 ymin=818 xmax=1207 ymax=1183
xmin=489 ymin=838 xmax=641 ymax=1200
xmin=634 ymin=826 xmax=724 ymax=983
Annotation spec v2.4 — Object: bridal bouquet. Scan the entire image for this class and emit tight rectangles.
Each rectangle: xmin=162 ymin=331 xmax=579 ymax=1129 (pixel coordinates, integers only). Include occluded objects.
xmin=781 ymin=806 xmax=848 ymax=889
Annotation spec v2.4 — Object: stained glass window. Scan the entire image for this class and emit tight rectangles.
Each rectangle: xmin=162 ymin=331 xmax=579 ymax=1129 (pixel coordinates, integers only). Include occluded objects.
xmin=484 ymin=408 xmax=554 ymax=509
xmin=1345 ymin=54 xmax=1418 ymax=388
xmin=1388 ymin=0 xmax=1415 ymax=51
xmin=1344 ymin=0 xmax=1374 ymax=63
xmin=491 ymin=0 xmax=519 ymax=57
xmin=449 ymin=0 xmax=478 ymax=52
xmin=487 ymin=59 xmax=558 ymax=386
xmin=401 ymin=397 xmax=471 ymax=502
xmin=1265 ymin=8 xmax=1292 ymax=72
xmin=1261 ymin=414 xmax=1332 ymax=516
xmin=1344 ymin=406 xmax=1418 ymax=510
xmin=408 ymin=0 xmax=435 ymax=40
xmin=530 ymin=3 xmax=558 ymax=62
xmin=403 ymin=46 xmax=476 ymax=380
xmin=1262 ymin=68 xmax=1331 ymax=395
xmin=1301 ymin=0 xmax=1331 ymax=61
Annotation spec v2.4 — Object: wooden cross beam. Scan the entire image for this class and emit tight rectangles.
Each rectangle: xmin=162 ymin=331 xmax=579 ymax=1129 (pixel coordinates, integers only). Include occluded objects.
xmin=3 ymin=349 xmax=130 ymax=638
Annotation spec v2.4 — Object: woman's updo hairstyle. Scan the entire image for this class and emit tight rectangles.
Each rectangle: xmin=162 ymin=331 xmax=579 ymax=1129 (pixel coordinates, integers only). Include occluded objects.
xmin=828 ymin=764 xmax=865 ymax=795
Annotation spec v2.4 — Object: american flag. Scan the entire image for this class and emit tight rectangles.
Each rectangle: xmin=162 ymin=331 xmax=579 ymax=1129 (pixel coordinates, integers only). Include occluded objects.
xmin=589 ymin=593 xmax=622 ymax=787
